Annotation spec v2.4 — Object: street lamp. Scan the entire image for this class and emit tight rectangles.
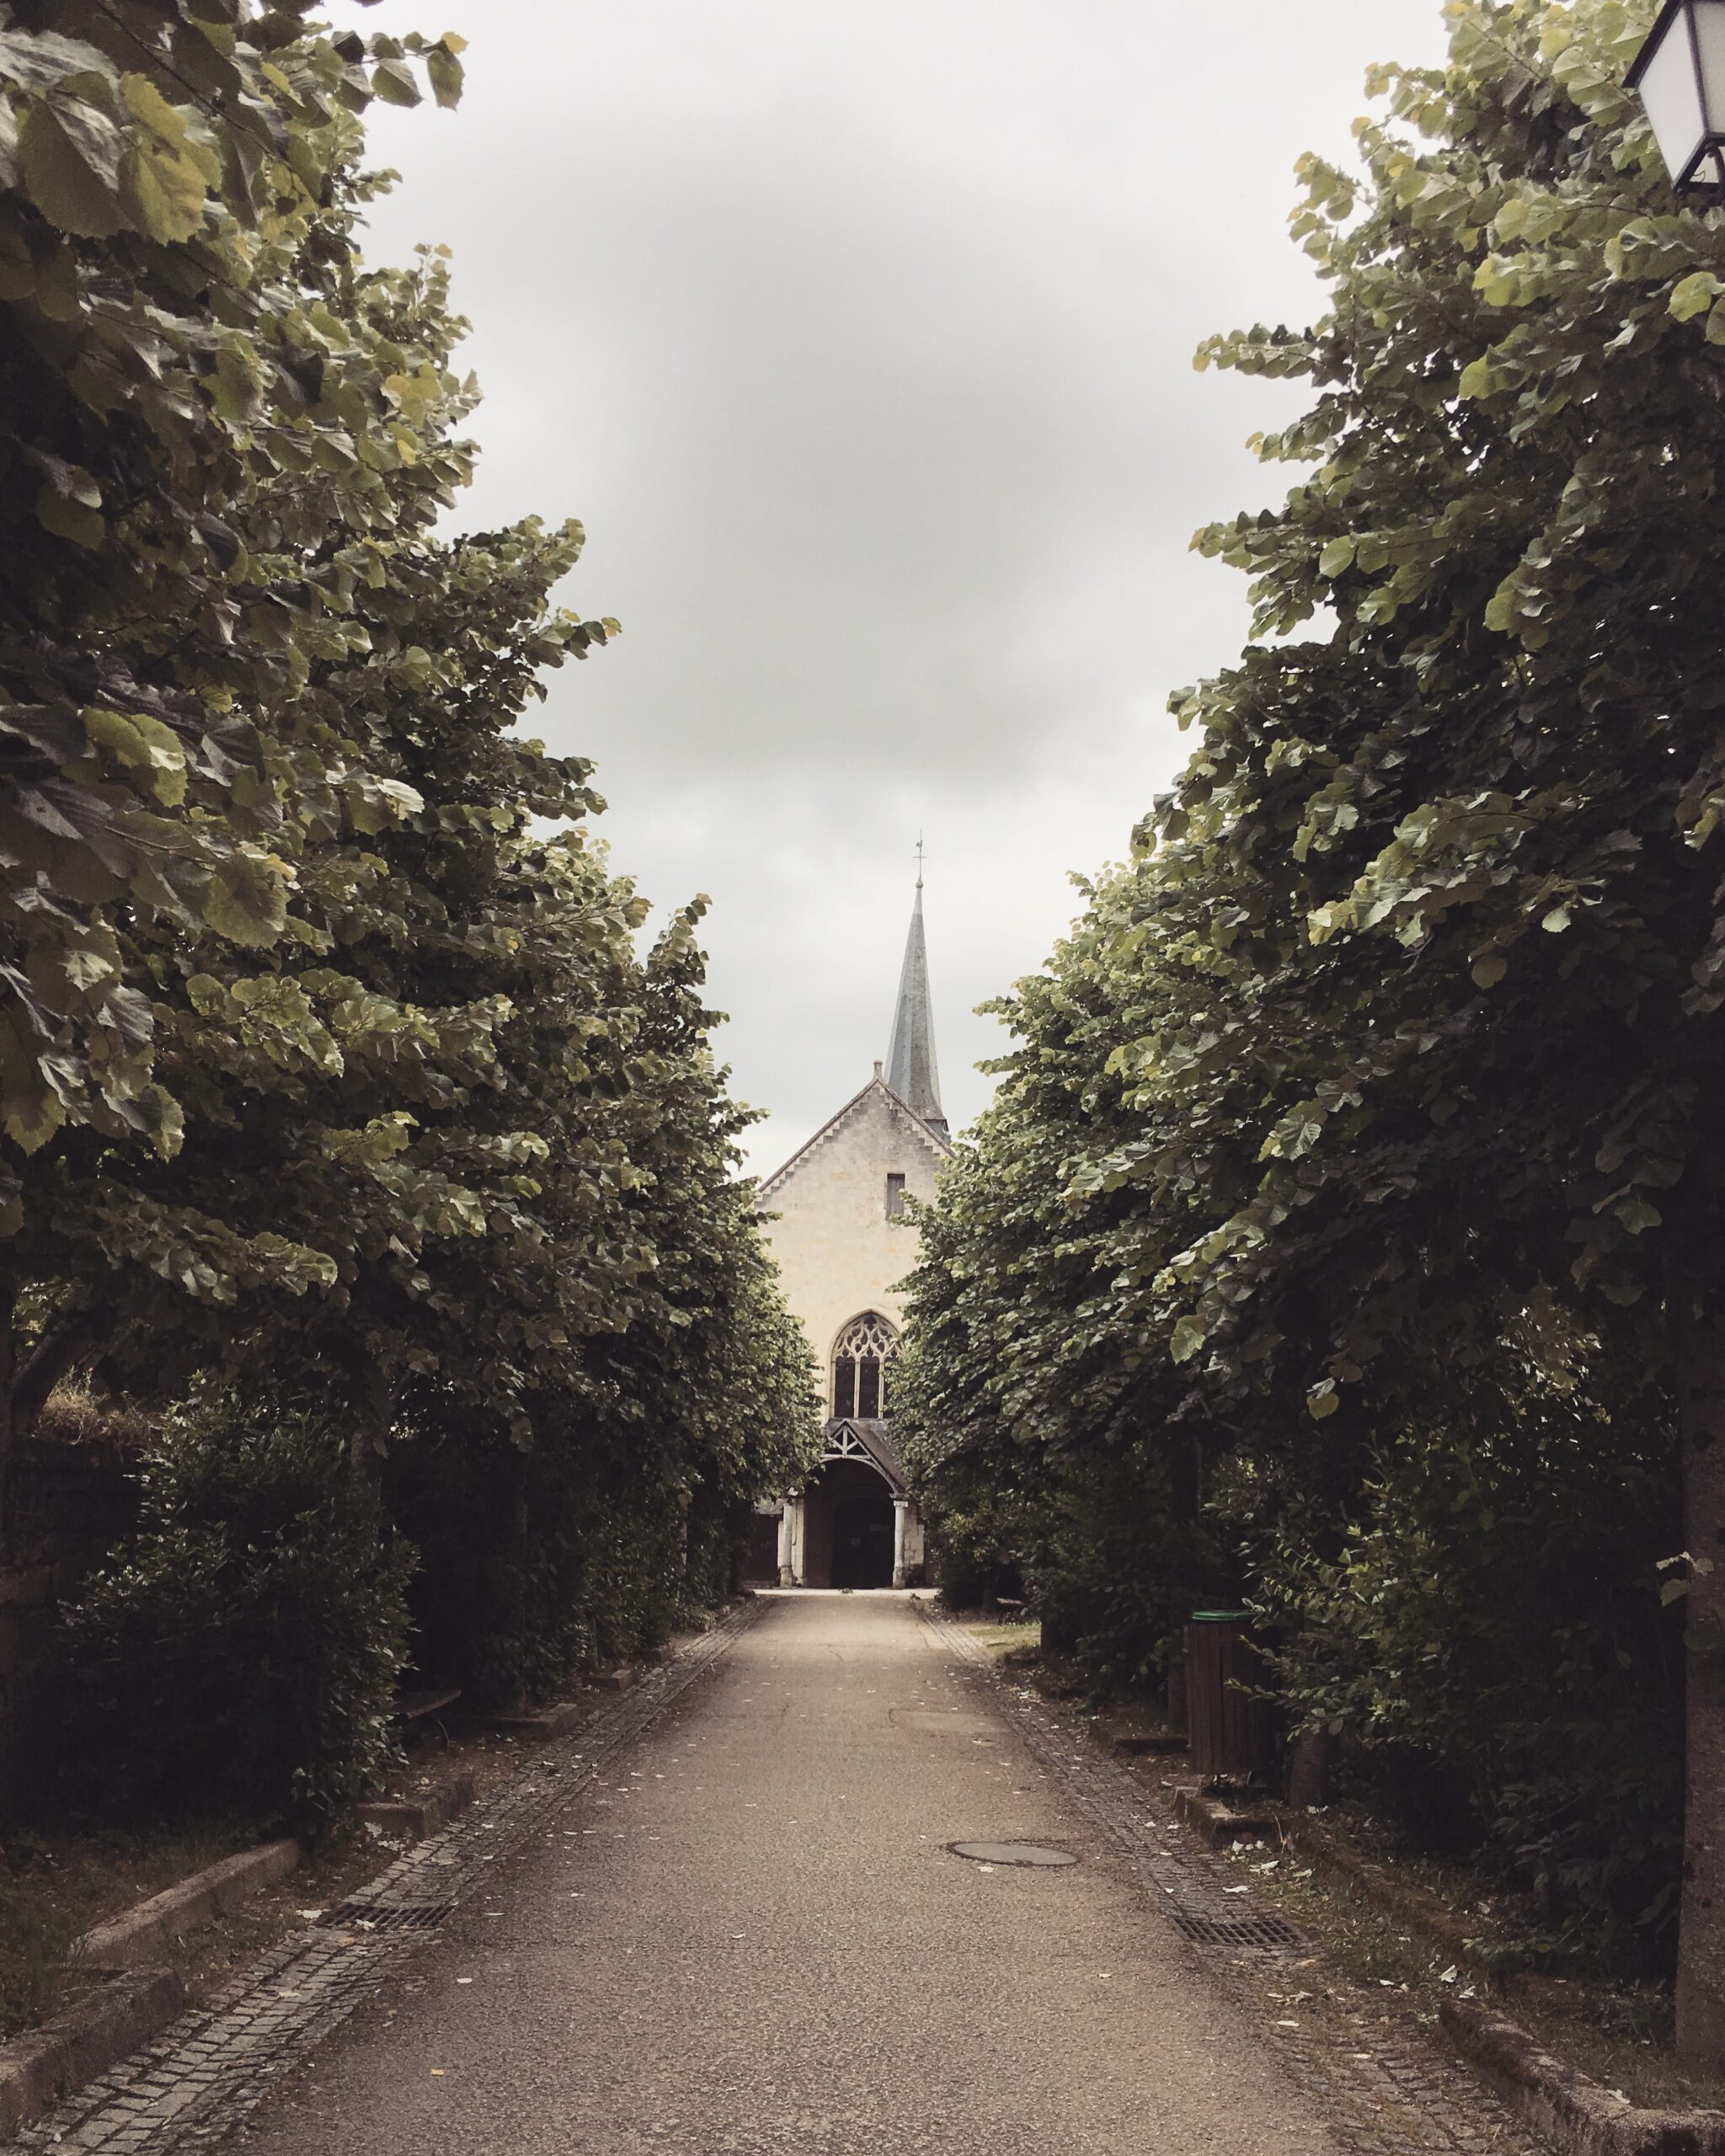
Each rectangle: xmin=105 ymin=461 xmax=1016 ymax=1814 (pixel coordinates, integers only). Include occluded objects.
xmin=1627 ymin=1 xmax=1725 ymax=191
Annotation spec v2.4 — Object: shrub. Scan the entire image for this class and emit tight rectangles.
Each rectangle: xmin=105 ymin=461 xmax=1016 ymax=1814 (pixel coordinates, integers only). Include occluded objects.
xmin=35 ymin=1398 xmax=414 ymax=1838
xmin=1248 ymin=1379 xmax=1683 ymax=1973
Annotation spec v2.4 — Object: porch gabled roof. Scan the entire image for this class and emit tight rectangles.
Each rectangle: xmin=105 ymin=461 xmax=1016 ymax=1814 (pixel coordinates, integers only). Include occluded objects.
xmin=816 ymin=1417 xmax=908 ymax=1497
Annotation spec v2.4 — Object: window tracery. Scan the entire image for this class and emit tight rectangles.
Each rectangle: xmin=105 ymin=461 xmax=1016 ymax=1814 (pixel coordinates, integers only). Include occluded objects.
xmin=830 ymin=1310 xmax=900 ymax=1421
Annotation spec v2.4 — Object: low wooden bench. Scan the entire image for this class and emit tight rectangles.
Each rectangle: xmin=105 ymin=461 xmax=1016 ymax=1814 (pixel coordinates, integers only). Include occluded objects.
xmin=394 ymin=1686 xmax=462 ymax=1747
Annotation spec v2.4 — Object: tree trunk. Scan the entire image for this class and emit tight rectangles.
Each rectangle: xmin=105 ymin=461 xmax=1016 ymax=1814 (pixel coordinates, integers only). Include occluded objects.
xmin=1677 ymin=1300 xmax=1725 ymax=2067
xmin=1286 ymin=1726 xmax=1334 ymax=1811
xmin=349 ymin=1354 xmax=392 ymax=1516
xmin=0 ymin=1298 xmax=114 ymax=1536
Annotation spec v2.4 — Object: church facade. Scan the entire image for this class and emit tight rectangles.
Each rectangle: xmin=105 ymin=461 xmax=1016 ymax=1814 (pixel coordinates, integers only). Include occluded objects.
xmin=748 ymin=876 xmax=953 ymax=1589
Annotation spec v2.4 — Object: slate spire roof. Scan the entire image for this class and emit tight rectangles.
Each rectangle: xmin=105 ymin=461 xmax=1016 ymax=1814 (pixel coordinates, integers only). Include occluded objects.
xmin=885 ymin=861 xmax=948 ymax=1137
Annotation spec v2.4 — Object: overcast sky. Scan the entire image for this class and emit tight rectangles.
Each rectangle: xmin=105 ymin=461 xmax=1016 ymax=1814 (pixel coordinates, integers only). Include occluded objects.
xmin=355 ymin=0 xmax=1451 ymax=1174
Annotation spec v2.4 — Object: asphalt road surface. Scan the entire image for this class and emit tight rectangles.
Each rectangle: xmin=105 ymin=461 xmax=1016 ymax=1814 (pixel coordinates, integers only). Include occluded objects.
xmin=235 ymin=1592 xmax=1343 ymax=2156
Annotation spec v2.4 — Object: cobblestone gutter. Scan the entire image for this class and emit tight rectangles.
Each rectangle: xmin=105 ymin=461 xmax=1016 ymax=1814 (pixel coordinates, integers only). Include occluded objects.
xmin=12 ymin=1605 xmax=760 ymax=2155
xmin=919 ymin=1605 xmax=1548 ymax=2156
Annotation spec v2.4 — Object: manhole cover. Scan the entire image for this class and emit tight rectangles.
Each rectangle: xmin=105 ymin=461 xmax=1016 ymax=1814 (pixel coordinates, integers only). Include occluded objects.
xmin=1169 ymin=1910 xmax=1304 ymax=1950
xmin=948 ymin=1841 xmax=1078 ymax=1868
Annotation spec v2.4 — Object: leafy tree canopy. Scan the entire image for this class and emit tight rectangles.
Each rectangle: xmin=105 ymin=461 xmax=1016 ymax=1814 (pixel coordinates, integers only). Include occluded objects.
xmin=899 ymin=0 xmax=1725 ymax=2036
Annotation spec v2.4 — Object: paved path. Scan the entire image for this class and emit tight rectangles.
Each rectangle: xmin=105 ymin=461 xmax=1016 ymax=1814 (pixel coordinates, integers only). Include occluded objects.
xmin=221 ymin=1593 xmax=1526 ymax=2156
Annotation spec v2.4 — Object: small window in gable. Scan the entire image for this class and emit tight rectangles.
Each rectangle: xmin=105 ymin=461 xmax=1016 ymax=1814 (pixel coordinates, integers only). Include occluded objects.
xmin=886 ymin=1172 xmax=906 ymax=1219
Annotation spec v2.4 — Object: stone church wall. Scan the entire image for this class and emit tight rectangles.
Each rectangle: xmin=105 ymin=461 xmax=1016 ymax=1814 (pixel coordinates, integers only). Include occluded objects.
xmin=761 ymin=1081 xmax=947 ymax=1412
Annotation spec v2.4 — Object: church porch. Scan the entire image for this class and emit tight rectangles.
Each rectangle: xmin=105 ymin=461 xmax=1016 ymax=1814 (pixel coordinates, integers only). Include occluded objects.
xmin=758 ymin=1421 xmax=927 ymax=1590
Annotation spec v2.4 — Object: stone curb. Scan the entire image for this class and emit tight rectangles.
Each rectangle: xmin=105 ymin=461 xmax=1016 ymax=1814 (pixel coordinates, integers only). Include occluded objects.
xmin=1109 ymin=1731 xmax=1189 ymax=1758
xmin=1283 ymin=1813 xmax=1479 ymax=1967
xmin=1278 ymin=1814 xmax=1590 ymax=2014
xmin=1441 ymin=1998 xmax=1725 ymax=2155
xmin=489 ymin=1700 xmax=592 ymax=1742
xmin=355 ymin=1767 xmax=477 ymax=1840
xmin=1163 ymin=1783 xmax=1705 ymax=2136
xmin=72 ymin=1839 xmax=302 ymax=1970
xmin=1170 ymin=1779 xmax=1282 ymax=1846
xmin=1140 ymin=1775 xmax=1489 ymax=1975
xmin=0 ymin=1967 xmax=184 ymax=2140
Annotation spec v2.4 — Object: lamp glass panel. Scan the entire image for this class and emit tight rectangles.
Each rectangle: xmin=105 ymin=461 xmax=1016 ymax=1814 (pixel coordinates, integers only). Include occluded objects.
xmin=1639 ymin=4 xmax=1707 ymax=179
xmin=1695 ymin=0 xmax=1725 ymax=133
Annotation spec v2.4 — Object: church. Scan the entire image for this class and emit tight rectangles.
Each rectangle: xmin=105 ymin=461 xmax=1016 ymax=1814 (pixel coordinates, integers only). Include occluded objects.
xmin=745 ymin=873 xmax=953 ymax=1589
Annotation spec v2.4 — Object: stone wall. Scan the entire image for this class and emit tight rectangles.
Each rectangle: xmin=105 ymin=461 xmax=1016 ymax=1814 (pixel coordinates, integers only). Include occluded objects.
xmin=759 ymin=1076 xmax=950 ymax=1410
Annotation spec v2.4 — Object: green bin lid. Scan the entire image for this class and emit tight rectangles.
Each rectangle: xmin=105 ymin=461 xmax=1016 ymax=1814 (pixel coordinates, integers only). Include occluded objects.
xmin=1189 ymin=1609 xmax=1250 ymax=1623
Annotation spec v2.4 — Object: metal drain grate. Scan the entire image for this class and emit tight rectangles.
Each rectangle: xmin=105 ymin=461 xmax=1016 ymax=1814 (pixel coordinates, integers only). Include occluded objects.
xmin=1169 ymin=1910 xmax=1305 ymax=1951
xmin=319 ymin=1900 xmax=458 ymax=1934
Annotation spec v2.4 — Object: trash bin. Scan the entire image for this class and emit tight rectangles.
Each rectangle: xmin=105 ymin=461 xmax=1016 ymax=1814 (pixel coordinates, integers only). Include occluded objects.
xmin=1183 ymin=1609 xmax=1276 ymax=1783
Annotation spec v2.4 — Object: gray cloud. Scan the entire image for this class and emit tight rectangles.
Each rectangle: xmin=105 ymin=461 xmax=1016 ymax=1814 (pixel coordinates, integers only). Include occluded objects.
xmin=357 ymin=0 xmax=1450 ymax=1168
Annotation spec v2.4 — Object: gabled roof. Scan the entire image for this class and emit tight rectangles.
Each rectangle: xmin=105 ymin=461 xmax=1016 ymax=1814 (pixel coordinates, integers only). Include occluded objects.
xmin=759 ymin=1073 xmax=952 ymax=1198
xmin=816 ymin=1417 xmax=908 ymax=1494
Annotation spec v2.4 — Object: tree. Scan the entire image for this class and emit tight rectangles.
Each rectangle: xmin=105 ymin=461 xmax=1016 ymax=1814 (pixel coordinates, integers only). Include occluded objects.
xmin=1162 ymin=0 xmax=1725 ymax=2055
xmin=902 ymin=0 xmax=1725 ymax=2054
xmin=0 ymin=0 xmax=469 ymax=1504
xmin=2 ymin=3 xmax=819 ymax=1718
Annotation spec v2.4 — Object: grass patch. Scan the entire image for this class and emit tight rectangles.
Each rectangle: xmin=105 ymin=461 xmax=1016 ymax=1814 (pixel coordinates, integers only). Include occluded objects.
xmin=957 ymin=1616 xmax=1041 ymax=1662
xmin=1226 ymin=1833 xmax=1725 ymax=2115
xmin=0 ymin=1818 xmax=253 ymax=2039
xmin=0 ymin=1710 xmax=607 ymax=2043
xmin=0 ymin=1876 xmax=77 ymax=2038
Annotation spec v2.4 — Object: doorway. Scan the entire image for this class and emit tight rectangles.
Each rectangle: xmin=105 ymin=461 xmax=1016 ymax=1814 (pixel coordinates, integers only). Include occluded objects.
xmin=830 ymin=1486 xmax=895 ymax=1588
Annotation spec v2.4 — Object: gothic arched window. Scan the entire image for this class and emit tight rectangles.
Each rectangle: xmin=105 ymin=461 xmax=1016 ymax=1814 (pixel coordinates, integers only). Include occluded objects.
xmin=830 ymin=1311 xmax=900 ymax=1422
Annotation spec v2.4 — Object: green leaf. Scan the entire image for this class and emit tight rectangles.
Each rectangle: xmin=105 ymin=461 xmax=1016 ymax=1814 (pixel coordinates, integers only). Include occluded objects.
xmin=425 ymin=44 xmax=464 ymax=109
xmin=1318 ymin=536 xmax=1357 ymax=578
xmin=119 ymin=137 xmax=207 ymax=243
xmin=120 ymin=73 xmax=190 ymax=147
xmin=19 ymin=95 xmax=127 ymax=237
xmin=371 ymin=59 xmax=422 ymax=107
xmin=35 ymin=483 xmax=104 ymax=549
xmin=1669 ymin=271 xmax=1722 ymax=323
xmin=1170 ymin=1315 xmax=1208 ymax=1364
xmin=1471 ymin=953 xmax=1508 ymax=989
xmin=204 ymin=856 xmax=291 ymax=947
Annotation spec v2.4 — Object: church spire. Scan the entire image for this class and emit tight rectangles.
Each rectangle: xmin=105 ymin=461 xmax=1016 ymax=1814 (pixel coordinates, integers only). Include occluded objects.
xmin=884 ymin=846 xmax=948 ymax=1137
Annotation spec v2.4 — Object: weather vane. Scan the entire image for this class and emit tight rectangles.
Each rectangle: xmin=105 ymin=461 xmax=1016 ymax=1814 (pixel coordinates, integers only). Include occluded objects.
xmin=916 ymin=833 xmax=926 ymax=887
